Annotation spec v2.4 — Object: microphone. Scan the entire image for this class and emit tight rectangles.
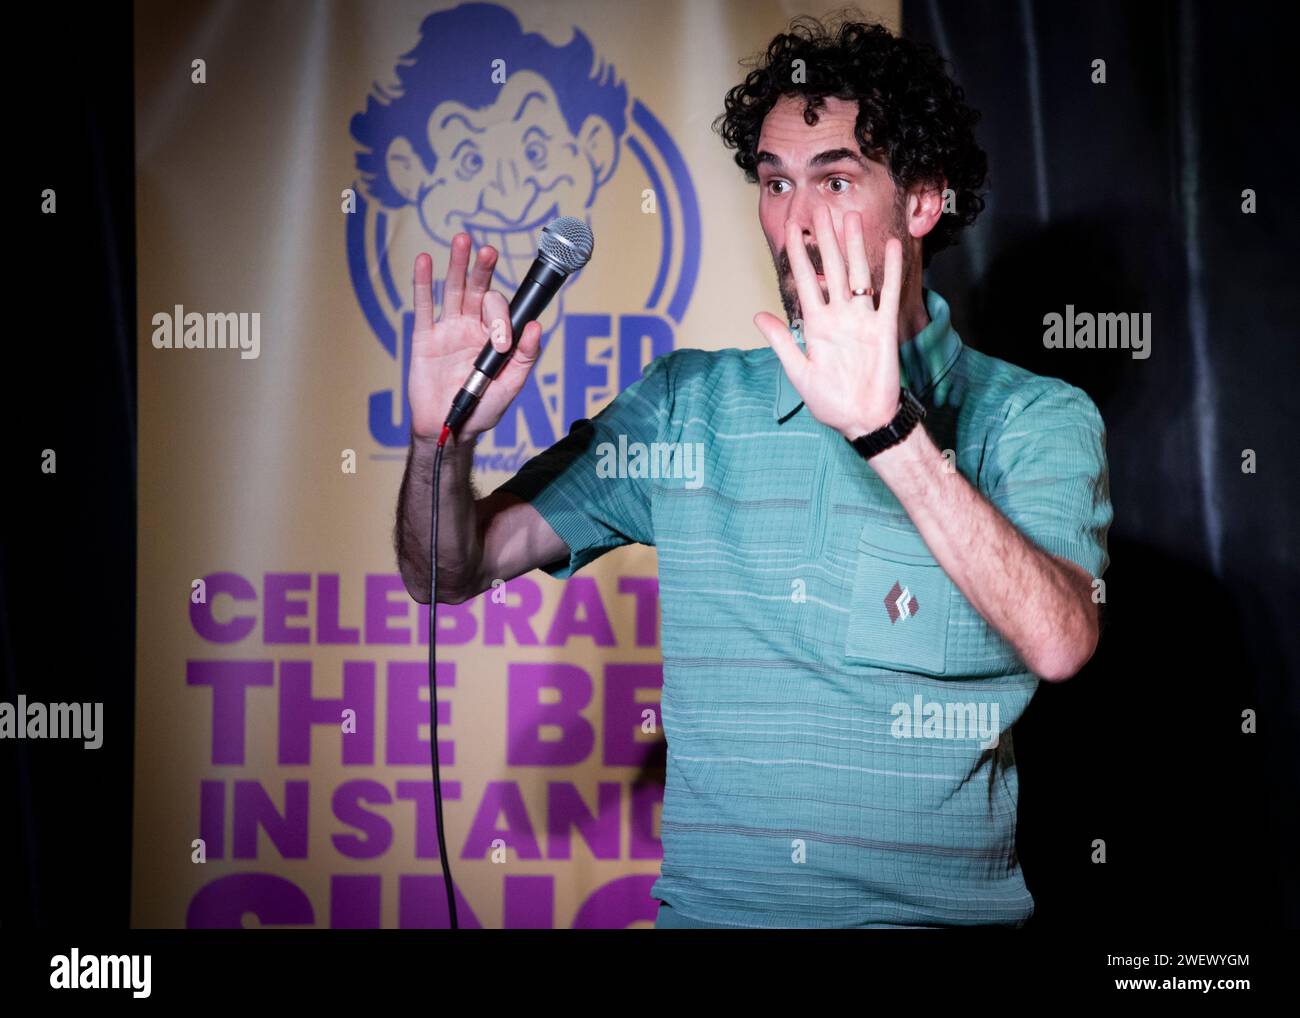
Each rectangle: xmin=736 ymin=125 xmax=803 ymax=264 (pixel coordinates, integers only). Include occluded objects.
xmin=442 ymin=216 xmax=595 ymax=435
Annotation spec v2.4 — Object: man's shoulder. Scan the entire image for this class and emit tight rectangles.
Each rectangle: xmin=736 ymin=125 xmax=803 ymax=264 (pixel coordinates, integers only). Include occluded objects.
xmin=641 ymin=344 xmax=776 ymax=400
xmin=955 ymin=343 xmax=1102 ymax=431
xmin=650 ymin=343 xmax=772 ymax=376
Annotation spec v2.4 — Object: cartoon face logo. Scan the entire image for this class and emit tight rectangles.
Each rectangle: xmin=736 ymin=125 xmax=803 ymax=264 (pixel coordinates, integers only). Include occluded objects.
xmin=388 ymin=69 xmax=616 ymax=319
xmin=348 ymin=3 xmax=699 ymax=457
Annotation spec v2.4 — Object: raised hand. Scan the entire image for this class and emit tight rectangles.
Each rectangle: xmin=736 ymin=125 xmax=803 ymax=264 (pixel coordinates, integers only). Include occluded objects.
xmin=407 ymin=233 xmax=543 ymax=441
xmin=753 ymin=206 xmax=904 ymax=439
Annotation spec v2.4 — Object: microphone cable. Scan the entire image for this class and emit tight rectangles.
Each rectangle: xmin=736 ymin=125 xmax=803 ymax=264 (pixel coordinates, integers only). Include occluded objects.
xmin=427 ymin=421 xmax=457 ymax=929
xmin=420 ymin=216 xmax=593 ymax=931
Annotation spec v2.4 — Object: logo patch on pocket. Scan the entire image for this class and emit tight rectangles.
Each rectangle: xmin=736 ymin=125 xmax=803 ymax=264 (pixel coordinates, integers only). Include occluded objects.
xmin=846 ymin=527 xmax=950 ymax=674
xmin=884 ymin=581 xmax=919 ymax=623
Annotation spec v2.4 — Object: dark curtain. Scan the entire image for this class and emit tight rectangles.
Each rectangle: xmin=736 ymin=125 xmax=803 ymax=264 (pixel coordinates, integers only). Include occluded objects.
xmin=3 ymin=5 xmax=137 ymax=926
xmin=905 ymin=0 xmax=1298 ymax=926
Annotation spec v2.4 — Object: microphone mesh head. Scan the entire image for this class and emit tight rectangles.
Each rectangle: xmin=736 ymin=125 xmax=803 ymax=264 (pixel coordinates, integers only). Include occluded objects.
xmin=539 ymin=216 xmax=594 ymax=274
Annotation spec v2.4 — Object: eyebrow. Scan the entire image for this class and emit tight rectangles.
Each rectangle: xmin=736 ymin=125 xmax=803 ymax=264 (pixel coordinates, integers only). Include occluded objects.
xmin=438 ymin=111 xmax=483 ymax=133
xmin=756 ymin=147 xmax=866 ymax=171
xmin=513 ymin=91 xmax=547 ymax=122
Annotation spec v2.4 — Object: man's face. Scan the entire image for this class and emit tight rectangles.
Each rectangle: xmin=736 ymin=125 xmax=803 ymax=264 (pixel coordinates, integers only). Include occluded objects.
xmin=755 ymin=94 xmax=911 ymax=323
xmin=415 ymin=71 xmax=605 ymax=289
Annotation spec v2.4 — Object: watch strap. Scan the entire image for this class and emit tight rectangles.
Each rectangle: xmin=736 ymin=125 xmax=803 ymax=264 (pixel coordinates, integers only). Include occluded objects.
xmin=847 ymin=387 xmax=926 ymax=460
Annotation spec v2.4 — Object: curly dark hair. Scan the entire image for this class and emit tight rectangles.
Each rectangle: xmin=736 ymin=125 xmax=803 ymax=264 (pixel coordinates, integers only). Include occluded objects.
xmin=714 ymin=12 xmax=987 ymax=267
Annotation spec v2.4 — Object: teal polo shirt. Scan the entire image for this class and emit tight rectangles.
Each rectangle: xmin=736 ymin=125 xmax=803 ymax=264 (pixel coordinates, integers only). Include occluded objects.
xmin=496 ymin=289 xmax=1112 ymax=928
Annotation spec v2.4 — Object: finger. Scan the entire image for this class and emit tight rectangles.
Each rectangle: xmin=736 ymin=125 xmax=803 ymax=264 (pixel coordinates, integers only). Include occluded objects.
xmin=462 ymin=244 xmax=497 ymax=322
xmin=754 ymin=311 xmax=809 ymax=389
xmin=813 ymin=205 xmax=848 ymax=302
xmin=844 ymin=212 xmax=872 ymax=296
xmin=513 ymin=320 xmax=542 ymax=366
xmin=497 ymin=320 xmax=543 ymax=389
xmin=878 ymin=237 xmax=903 ymax=323
xmin=413 ymin=253 xmax=434 ymax=333
xmin=441 ymin=232 xmax=471 ymax=318
xmin=482 ymin=290 xmax=514 ymax=354
xmin=785 ymin=219 xmax=823 ymax=318
xmin=482 ymin=291 xmax=513 ymax=354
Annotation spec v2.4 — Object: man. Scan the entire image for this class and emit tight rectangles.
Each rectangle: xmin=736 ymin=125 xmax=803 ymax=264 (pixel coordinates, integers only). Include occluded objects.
xmin=395 ymin=15 xmax=1112 ymax=928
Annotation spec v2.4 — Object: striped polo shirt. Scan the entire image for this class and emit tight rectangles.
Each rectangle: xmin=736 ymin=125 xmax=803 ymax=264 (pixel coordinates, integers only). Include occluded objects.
xmin=496 ymin=288 xmax=1112 ymax=928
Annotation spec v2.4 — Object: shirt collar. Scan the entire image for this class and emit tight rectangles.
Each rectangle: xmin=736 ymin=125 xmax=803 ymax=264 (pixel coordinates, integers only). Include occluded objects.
xmin=773 ymin=288 xmax=964 ymax=422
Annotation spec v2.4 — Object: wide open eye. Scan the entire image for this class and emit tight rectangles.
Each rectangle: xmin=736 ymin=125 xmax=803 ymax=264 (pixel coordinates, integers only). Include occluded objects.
xmin=524 ymin=140 xmax=548 ymax=167
xmin=457 ymin=148 xmax=483 ymax=178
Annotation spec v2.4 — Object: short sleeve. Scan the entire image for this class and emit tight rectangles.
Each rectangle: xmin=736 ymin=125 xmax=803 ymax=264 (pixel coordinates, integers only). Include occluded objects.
xmin=983 ymin=381 xmax=1113 ymax=580
xmin=492 ymin=352 xmax=675 ymax=578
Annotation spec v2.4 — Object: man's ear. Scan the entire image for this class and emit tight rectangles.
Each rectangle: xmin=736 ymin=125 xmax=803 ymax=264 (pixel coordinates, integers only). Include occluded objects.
xmin=385 ymin=135 xmax=426 ymax=203
xmin=908 ymin=178 xmax=947 ymax=240
xmin=578 ymin=115 xmax=618 ymax=192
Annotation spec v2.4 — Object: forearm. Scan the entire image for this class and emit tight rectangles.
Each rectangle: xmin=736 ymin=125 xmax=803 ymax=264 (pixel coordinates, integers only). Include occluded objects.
xmin=395 ymin=431 xmax=485 ymax=604
xmin=869 ymin=426 xmax=1098 ymax=680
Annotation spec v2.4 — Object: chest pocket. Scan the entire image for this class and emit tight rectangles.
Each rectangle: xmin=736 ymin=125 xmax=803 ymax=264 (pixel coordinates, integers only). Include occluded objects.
xmin=844 ymin=524 xmax=951 ymax=674
xmin=843 ymin=522 xmax=1026 ymax=677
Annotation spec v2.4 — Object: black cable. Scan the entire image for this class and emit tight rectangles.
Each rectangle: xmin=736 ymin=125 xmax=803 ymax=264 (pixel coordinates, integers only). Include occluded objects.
xmin=428 ymin=425 xmax=458 ymax=929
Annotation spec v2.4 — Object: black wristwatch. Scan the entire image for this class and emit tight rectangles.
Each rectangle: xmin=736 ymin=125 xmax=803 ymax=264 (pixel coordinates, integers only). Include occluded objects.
xmin=846 ymin=387 xmax=927 ymax=460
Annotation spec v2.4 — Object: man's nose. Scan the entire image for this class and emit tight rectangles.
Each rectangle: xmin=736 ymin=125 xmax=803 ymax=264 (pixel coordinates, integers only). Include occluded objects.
xmin=785 ymin=190 xmax=824 ymax=246
xmin=483 ymin=157 xmax=530 ymax=221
